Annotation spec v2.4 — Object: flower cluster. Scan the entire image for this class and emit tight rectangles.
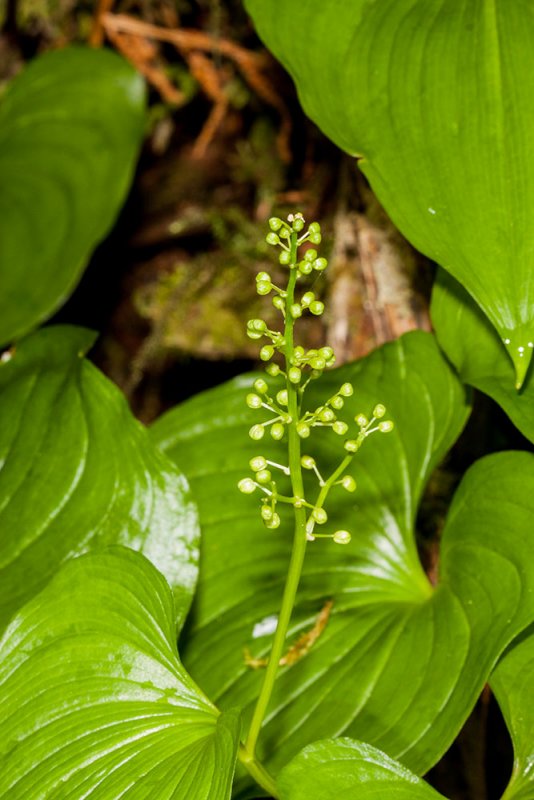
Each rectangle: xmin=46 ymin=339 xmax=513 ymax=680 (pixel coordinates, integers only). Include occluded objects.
xmin=238 ymin=213 xmax=394 ymax=546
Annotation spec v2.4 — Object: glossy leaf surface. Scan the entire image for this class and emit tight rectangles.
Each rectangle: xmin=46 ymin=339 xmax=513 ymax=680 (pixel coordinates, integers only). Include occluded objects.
xmin=245 ymin=0 xmax=534 ymax=385
xmin=278 ymin=627 xmax=534 ymax=799
xmin=0 ymin=548 xmax=239 ymax=799
xmin=150 ymin=331 xmax=534 ymax=790
xmin=0 ymin=326 xmax=199 ymax=631
xmin=278 ymin=739 xmax=446 ymax=800
xmin=0 ymin=47 xmax=145 ymax=346
xmin=431 ymin=269 xmax=534 ymax=444
xmin=491 ymin=626 xmax=534 ymax=799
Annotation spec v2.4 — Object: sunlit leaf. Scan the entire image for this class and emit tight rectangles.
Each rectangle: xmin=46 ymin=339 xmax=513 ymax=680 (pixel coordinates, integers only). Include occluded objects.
xmin=278 ymin=739 xmax=446 ymax=800
xmin=245 ymin=0 xmax=534 ymax=386
xmin=491 ymin=625 xmax=534 ymax=799
xmin=0 ymin=46 xmax=145 ymax=346
xmin=277 ymin=626 xmax=534 ymax=799
xmin=0 ymin=325 xmax=199 ymax=630
xmin=431 ymin=269 xmax=534 ymax=443
xmin=0 ymin=548 xmax=239 ymax=799
xmin=147 ymin=332 xmax=534 ymax=795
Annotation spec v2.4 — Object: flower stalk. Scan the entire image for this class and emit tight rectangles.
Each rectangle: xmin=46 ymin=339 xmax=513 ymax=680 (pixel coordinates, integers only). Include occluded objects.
xmin=238 ymin=212 xmax=394 ymax=783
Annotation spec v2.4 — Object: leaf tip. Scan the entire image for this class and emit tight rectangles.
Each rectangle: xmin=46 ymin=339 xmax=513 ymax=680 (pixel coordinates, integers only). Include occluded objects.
xmin=501 ymin=331 xmax=534 ymax=391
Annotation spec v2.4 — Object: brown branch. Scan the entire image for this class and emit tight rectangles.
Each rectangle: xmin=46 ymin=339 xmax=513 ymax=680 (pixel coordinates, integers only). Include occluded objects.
xmin=102 ymin=13 xmax=292 ymax=161
xmin=89 ymin=0 xmax=115 ymax=47
xmin=244 ymin=600 xmax=334 ymax=669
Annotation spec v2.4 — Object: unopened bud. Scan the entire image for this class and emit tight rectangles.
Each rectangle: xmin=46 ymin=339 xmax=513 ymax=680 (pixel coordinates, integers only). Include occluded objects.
xmin=238 ymin=478 xmax=256 ymax=494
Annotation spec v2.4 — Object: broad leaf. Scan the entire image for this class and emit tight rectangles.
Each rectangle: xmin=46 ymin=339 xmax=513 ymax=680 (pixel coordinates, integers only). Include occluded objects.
xmin=0 ymin=548 xmax=239 ymax=799
xmin=278 ymin=739 xmax=446 ymax=800
xmin=277 ymin=627 xmax=534 ymax=799
xmin=431 ymin=269 xmax=534 ymax=443
xmin=152 ymin=332 xmax=534 ymax=792
xmin=491 ymin=625 xmax=534 ymax=799
xmin=245 ymin=0 xmax=534 ymax=386
xmin=0 ymin=46 xmax=145 ymax=346
xmin=0 ymin=325 xmax=199 ymax=631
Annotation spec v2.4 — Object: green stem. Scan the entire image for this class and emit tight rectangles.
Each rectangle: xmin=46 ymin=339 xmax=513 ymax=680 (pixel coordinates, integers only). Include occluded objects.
xmin=243 ymin=232 xmax=308 ymax=767
xmin=238 ymin=745 xmax=280 ymax=799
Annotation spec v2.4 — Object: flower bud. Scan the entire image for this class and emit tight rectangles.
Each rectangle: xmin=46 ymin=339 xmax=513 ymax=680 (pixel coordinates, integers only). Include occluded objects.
xmin=330 ymin=396 xmax=344 ymax=410
xmin=344 ymin=439 xmax=359 ymax=453
xmin=333 ymin=530 xmax=351 ymax=545
xmin=279 ymin=251 xmax=291 ymax=265
xmin=246 ymin=393 xmax=263 ymax=409
xmin=332 ymin=420 xmax=348 ymax=435
xmin=379 ymin=420 xmax=394 ymax=433
xmin=290 ymin=303 xmax=302 ymax=319
xmin=308 ymin=222 xmax=321 ymax=234
xmin=266 ymin=363 xmax=281 ymax=376
xmin=292 ymin=217 xmax=305 ymax=232
xmin=256 ymin=271 xmax=271 ymax=282
xmin=312 ymin=507 xmax=327 ymax=524
xmin=249 ymin=318 xmax=267 ymax=332
xmin=309 ymin=231 xmax=322 ymax=244
xmin=249 ymin=424 xmax=265 ymax=440
xmin=253 ymin=378 xmax=268 ymax=394
xmin=301 ymin=455 xmax=316 ymax=469
xmin=272 ymin=295 xmax=285 ymax=311
xmin=288 ymin=366 xmax=302 ymax=384
xmin=293 ymin=346 xmax=305 ymax=362
xmin=313 ymin=257 xmax=328 ymax=271
xmin=355 ymin=414 xmax=368 ymax=427
xmin=340 ymin=383 xmax=354 ymax=397
xmin=296 ymin=422 xmax=311 ymax=438
xmin=266 ymin=232 xmax=281 ymax=245
xmin=256 ymin=280 xmax=272 ymax=296
xmin=310 ymin=356 xmax=326 ymax=371
xmin=265 ymin=512 xmax=281 ymax=529
xmin=256 ymin=469 xmax=272 ymax=484
xmin=271 ymin=423 xmax=285 ymax=440
xmin=373 ymin=404 xmax=386 ymax=418
xmin=249 ymin=456 xmax=267 ymax=472
xmin=309 ymin=300 xmax=325 ymax=316
xmin=298 ymin=260 xmax=313 ymax=275
xmin=318 ymin=407 xmax=335 ymax=422
xmin=269 ymin=217 xmax=283 ymax=231
xmin=340 ymin=475 xmax=356 ymax=492
xmin=238 ymin=478 xmax=256 ymax=494
xmin=301 ymin=291 xmax=315 ymax=307
xmin=261 ymin=505 xmax=274 ymax=521
xmin=276 ymin=390 xmax=289 ymax=406
xmin=260 ymin=345 xmax=274 ymax=361
xmin=320 ymin=346 xmax=334 ymax=361
xmin=304 ymin=249 xmax=318 ymax=262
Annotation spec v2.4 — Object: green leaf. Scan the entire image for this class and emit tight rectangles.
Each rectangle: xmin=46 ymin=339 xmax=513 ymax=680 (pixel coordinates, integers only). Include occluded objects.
xmin=277 ymin=627 xmax=534 ymax=800
xmin=431 ymin=269 xmax=534 ymax=443
xmin=0 ymin=325 xmax=199 ymax=631
xmin=245 ymin=0 xmax=534 ymax=386
xmin=0 ymin=46 xmax=146 ymax=346
xmin=0 ymin=547 xmax=239 ymax=799
xmin=151 ymin=331 xmax=534 ymax=791
xmin=277 ymin=739 xmax=446 ymax=800
xmin=491 ymin=625 xmax=534 ymax=799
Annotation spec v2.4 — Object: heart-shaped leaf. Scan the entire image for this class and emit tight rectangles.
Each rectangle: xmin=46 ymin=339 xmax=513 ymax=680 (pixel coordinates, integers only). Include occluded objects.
xmin=0 ymin=46 xmax=146 ymax=346
xmin=490 ymin=625 xmax=534 ymax=799
xmin=0 ymin=547 xmax=239 ymax=799
xmin=245 ymin=0 xmax=534 ymax=386
xmin=278 ymin=739 xmax=446 ymax=800
xmin=0 ymin=325 xmax=199 ymax=631
xmin=431 ymin=269 xmax=534 ymax=443
xmin=150 ymin=331 xmax=534 ymax=794
xmin=277 ymin=626 xmax=534 ymax=799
